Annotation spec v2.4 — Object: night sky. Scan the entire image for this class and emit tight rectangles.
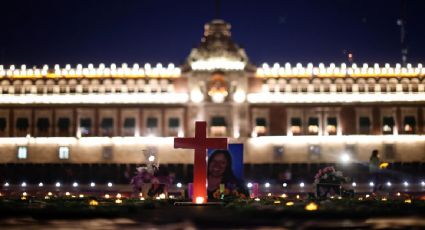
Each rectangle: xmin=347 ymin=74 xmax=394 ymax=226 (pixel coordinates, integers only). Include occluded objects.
xmin=1 ymin=0 xmax=424 ymax=67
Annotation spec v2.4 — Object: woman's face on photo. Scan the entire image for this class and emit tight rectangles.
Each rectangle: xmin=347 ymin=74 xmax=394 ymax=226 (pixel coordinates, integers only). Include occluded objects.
xmin=209 ymin=153 xmax=227 ymax=177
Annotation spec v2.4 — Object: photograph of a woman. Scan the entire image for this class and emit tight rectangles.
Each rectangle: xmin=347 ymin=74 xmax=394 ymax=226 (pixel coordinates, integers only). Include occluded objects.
xmin=207 ymin=149 xmax=248 ymax=199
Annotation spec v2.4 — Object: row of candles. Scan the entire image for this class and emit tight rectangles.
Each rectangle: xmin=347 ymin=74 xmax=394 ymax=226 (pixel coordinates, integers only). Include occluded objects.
xmin=5 ymin=187 xmax=418 ymax=213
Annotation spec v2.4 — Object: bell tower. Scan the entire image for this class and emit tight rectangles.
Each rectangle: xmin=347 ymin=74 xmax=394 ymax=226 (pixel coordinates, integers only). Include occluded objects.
xmin=183 ymin=19 xmax=255 ymax=139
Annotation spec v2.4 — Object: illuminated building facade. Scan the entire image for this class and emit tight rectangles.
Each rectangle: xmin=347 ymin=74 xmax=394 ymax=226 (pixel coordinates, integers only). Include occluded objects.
xmin=1 ymin=19 xmax=424 ymax=183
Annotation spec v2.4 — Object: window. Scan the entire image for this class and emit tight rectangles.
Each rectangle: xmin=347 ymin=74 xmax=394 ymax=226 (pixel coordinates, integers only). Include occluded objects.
xmin=147 ymin=117 xmax=158 ymax=128
xmin=80 ymin=118 xmax=92 ymax=137
xmin=358 ymin=84 xmax=365 ymax=92
xmin=57 ymin=118 xmax=70 ymax=135
xmin=279 ymin=84 xmax=286 ymax=93
xmin=123 ymin=118 xmax=136 ymax=136
xmin=65 ymin=86 xmax=74 ymax=93
xmin=37 ymin=118 xmax=50 ymax=134
xmin=412 ymin=84 xmax=419 ymax=92
xmin=37 ymin=87 xmax=43 ymax=94
xmin=147 ymin=117 xmax=158 ymax=135
xmin=24 ymin=86 xmax=31 ymax=94
xmin=16 ymin=118 xmax=29 ymax=131
xmin=346 ymin=84 xmax=352 ymax=93
xmin=308 ymin=117 xmax=319 ymax=135
xmin=323 ymin=84 xmax=330 ymax=93
xmin=169 ymin=117 xmax=180 ymax=128
xmin=160 ymin=79 xmax=169 ymax=93
xmin=0 ymin=118 xmax=6 ymax=132
xmin=380 ymin=84 xmax=387 ymax=93
xmin=210 ymin=116 xmax=227 ymax=137
xmin=359 ymin=117 xmax=371 ymax=134
xmin=15 ymin=86 xmax=22 ymax=94
xmin=326 ymin=117 xmax=337 ymax=135
xmin=17 ymin=146 xmax=27 ymax=159
xmin=58 ymin=146 xmax=70 ymax=159
xmin=403 ymin=116 xmax=416 ymax=134
xmin=101 ymin=118 xmax=114 ymax=136
xmin=290 ymin=118 xmax=302 ymax=135
xmin=59 ymin=86 xmax=66 ymax=94
xmin=402 ymin=83 xmax=409 ymax=92
xmin=382 ymin=117 xmax=395 ymax=134
xmin=168 ymin=117 xmax=180 ymax=136
xmin=254 ymin=117 xmax=267 ymax=136
xmin=82 ymin=86 xmax=89 ymax=93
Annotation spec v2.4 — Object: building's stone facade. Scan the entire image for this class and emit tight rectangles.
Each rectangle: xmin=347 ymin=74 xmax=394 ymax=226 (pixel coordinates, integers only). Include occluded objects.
xmin=1 ymin=19 xmax=425 ymax=165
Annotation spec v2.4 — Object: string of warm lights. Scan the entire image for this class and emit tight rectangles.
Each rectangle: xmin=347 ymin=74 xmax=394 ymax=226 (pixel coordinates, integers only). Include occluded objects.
xmin=0 ymin=93 xmax=189 ymax=104
xmin=1 ymin=177 xmax=423 ymax=211
xmin=247 ymin=92 xmax=425 ymax=103
xmin=0 ymin=63 xmax=181 ymax=78
xmin=257 ymin=63 xmax=425 ymax=78
xmin=190 ymin=58 xmax=246 ymax=71
xmin=246 ymin=181 xmax=425 ymax=189
xmin=3 ymin=180 xmax=424 ymax=190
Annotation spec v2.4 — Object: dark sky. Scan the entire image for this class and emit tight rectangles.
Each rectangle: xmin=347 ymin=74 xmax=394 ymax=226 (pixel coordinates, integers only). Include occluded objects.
xmin=1 ymin=0 xmax=424 ymax=67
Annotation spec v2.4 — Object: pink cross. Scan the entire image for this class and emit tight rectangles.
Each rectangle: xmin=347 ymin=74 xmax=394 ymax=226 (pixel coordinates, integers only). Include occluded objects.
xmin=174 ymin=121 xmax=227 ymax=203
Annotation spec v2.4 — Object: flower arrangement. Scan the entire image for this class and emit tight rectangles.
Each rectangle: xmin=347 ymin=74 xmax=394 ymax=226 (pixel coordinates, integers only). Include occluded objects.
xmin=130 ymin=165 xmax=155 ymax=194
xmin=211 ymin=183 xmax=248 ymax=200
xmin=130 ymin=150 xmax=172 ymax=198
xmin=314 ymin=166 xmax=349 ymax=185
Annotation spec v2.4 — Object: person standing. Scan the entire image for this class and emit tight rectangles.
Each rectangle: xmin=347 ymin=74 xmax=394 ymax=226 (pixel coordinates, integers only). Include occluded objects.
xmin=369 ymin=149 xmax=381 ymax=191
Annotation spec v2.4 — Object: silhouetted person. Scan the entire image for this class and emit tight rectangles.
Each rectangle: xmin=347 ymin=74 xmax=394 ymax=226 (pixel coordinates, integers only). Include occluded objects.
xmin=369 ymin=149 xmax=381 ymax=191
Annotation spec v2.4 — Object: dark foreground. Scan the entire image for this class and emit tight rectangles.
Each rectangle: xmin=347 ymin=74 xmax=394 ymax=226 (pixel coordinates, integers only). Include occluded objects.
xmin=1 ymin=197 xmax=425 ymax=229
xmin=0 ymin=217 xmax=424 ymax=230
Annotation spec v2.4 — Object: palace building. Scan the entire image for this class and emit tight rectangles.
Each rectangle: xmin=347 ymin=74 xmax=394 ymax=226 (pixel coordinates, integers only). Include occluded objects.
xmin=1 ymin=19 xmax=425 ymax=184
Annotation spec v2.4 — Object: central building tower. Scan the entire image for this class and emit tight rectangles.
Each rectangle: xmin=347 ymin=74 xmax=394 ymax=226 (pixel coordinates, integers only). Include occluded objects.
xmin=183 ymin=19 xmax=255 ymax=139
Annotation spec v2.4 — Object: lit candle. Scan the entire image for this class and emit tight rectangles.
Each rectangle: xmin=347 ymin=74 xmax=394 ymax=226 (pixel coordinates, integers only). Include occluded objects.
xmin=219 ymin=184 xmax=225 ymax=193
xmin=219 ymin=183 xmax=225 ymax=199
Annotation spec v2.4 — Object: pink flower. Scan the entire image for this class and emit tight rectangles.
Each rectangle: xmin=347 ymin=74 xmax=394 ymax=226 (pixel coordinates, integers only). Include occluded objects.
xmin=314 ymin=166 xmax=338 ymax=181
xmin=322 ymin=166 xmax=335 ymax=174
